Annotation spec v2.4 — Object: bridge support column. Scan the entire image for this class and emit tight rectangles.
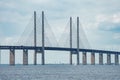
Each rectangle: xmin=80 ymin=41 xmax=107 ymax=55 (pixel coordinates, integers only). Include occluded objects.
xmin=70 ymin=52 xmax=72 ymax=65
xmin=34 ymin=11 xmax=37 ymax=65
xmin=34 ymin=51 xmax=37 ymax=65
xmin=70 ymin=17 xmax=72 ymax=65
xmin=91 ymin=52 xmax=95 ymax=65
xmin=41 ymin=50 xmax=45 ymax=65
xmin=76 ymin=17 xmax=79 ymax=65
xmin=0 ymin=49 xmax=1 ymax=64
xmin=99 ymin=53 xmax=103 ymax=65
xmin=10 ymin=49 xmax=15 ymax=65
xmin=77 ymin=52 xmax=79 ymax=65
xmin=107 ymin=53 xmax=111 ymax=65
xmin=115 ymin=54 xmax=119 ymax=65
xmin=83 ymin=52 xmax=87 ymax=65
xmin=42 ymin=11 xmax=45 ymax=65
xmin=23 ymin=49 xmax=28 ymax=65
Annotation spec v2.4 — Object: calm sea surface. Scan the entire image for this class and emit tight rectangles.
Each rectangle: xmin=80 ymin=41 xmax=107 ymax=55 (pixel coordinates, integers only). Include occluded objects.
xmin=0 ymin=65 xmax=120 ymax=80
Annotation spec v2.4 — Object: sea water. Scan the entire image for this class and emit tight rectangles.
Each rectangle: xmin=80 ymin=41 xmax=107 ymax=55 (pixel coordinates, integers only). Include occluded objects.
xmin=0 ymin=65 xmax=120 ymax=80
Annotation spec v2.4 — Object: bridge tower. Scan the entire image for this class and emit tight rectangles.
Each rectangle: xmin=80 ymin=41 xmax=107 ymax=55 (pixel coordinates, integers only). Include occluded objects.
xmin=70 ymin=17 xmax=73 ymax=65
xmin=42 ymin=11 xmax=45 ymax=65
xmin=34 ymin=11 xmax=37 ymax=65
xmin=77 ymin=17 xmax=80 ymax=65
xmin=70 ymin=17 xmax=80 ymax=65
xmin=33 ymin=11 xmax=45 ymax=65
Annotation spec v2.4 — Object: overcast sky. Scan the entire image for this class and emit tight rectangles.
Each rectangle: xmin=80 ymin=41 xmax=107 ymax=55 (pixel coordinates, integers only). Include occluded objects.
xmin=0 ymin=0 xmax=120 ymax=64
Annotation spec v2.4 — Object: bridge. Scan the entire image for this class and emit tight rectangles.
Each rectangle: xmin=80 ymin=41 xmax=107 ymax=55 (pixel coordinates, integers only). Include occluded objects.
xmin=0 ymin=11 xmax=119 ymax=65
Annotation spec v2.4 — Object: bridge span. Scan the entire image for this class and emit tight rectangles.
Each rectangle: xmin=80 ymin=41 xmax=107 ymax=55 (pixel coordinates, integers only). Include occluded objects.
xmin=0 ymin=46 xmax=120 ymax=54
xmin=0 ymin=11 xmax=120 ymax=65
xmin=0 ymin=45 xmax=119 ymax=65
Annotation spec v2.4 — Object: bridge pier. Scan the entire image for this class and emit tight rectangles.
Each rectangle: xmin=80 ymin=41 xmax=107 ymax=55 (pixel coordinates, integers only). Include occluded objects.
xmin=41 ymin=50 xmax=45 ymax=65
xmin=70 ymin=51 xmax=79 ymax=65
xmin=115 ymin=54 xmax=119 ymax=65
xmin=34 ymin=51 xmax=37 ymax=65
xmin=23 ymin=49 xmax=28 ymax=65
xmin=10 ymin=49 xmax=15 ymax=65
xmin=70 ymin=52 xmax=72 ymax=65
xmin=83 ymin=52 xmax=87 ymax=65
xmin=107 ymin=53 xmax=111 ymax=65
xmin=77 ymin=52 xmax=79 ymax=65
xmin=99 ymin=53 xmax=103 ymax=65
xmin=91 ymin=52 xmax=95 ymax=65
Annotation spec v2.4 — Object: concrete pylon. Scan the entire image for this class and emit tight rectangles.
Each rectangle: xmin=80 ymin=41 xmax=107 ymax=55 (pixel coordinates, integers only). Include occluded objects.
xmin=10 ymin=49 xmax=15 ymax=65
xmin=70 ymin=17 xmax=72 ymax=65
xmin=42 ymin=11 xmax=45 ymax=65
xmin=0 ymin=49 xmax=1 ymax=64
xmin=70 ymin=52 xmax=72 ymax=65
xmin=23 ymin=49 xmax=28 ymax=65
xmin=77 ymin=17 xmax=79 ymax=65
xmin=115 ymin=54 xmax=119 ymax=65
xmin=34 ymin=11 xmax=37 ymax=65
xmin=82 ymin=52 xmax=87 ymax=65
xmin=91 ymin=52 xmax=95 ymax=65
xmin=107 ymin=53 xmax=111 ymax=65
xmin=99 ymin=53 xmax=103 ymax=65
xmin=77 ymin=52 xmax=79 ymax=65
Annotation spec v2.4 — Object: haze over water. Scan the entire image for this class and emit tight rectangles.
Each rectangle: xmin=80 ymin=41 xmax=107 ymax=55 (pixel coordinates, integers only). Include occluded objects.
xmin=0 ymin=65 xmax=120 ymax=80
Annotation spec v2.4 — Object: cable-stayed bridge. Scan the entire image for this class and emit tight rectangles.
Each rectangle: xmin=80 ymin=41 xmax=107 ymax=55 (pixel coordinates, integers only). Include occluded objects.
xmin=0 ymin=11 xmax=119 ymax=65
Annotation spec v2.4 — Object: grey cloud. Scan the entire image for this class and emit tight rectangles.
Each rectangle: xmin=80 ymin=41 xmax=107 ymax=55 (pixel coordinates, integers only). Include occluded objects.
xmin=98 ymin=22 xmax=120 ymax=32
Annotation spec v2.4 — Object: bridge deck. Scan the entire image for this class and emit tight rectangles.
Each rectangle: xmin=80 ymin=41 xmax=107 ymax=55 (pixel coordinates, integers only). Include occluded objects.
xmin=0 ymin=46 xmax=120 ymax=54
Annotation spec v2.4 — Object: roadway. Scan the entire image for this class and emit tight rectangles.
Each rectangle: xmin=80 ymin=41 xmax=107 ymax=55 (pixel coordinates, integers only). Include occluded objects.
xmin=0 ymin=46 xmax=120 ymax=54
